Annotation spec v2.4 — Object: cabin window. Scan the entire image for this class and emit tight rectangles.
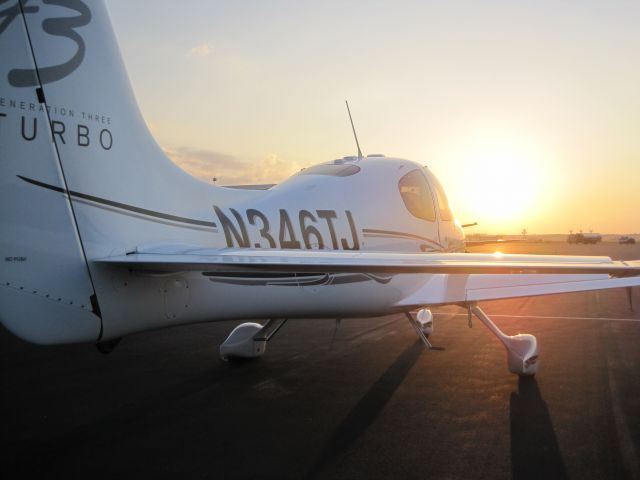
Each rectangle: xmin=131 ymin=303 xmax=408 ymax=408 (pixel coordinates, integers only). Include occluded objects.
xmin=398 ymin=170 xmax=436 ymax=221
xmin=430 ymin=174 xmax=453 ymax=221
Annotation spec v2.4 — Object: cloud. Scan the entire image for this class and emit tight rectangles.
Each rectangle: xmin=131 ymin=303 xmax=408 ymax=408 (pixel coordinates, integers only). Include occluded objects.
xmin=164 ymin=146 xmax=244 ymax=181
xmin=187 ymin=42 xmax=214 ymax=58
xmin=164 ymin=146 xmax=303 ymax=186
xmin=250 ymin=154 xmax=305 ymax=184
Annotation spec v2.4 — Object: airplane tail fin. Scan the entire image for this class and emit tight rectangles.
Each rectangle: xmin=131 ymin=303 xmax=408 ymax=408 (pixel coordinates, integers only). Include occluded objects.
xmin=0 ymin=1 xmax=223 ymax=343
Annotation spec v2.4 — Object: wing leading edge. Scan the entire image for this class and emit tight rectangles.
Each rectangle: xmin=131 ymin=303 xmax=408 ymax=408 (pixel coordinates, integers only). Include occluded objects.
xmin=96 ymin=245 xmax=640 ymax=304
xmin=96 ymin=245 xmax=640 ymax=277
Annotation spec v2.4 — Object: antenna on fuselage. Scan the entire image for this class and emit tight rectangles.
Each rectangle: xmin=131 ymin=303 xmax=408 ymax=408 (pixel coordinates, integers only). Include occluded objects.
xmin=345 ymin=100 xmax=363 ymax=158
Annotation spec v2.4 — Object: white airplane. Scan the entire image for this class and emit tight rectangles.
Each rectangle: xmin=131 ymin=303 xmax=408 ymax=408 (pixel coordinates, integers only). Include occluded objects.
xmin=1 ymin=0 xmax=639 ymax=376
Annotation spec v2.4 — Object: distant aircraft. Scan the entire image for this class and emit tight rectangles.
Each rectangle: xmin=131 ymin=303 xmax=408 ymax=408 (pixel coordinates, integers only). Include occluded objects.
xmin=568 ymin=232 xmax=602 ymax=244
xmin=1 ymin=0 xmax=639 ymax=376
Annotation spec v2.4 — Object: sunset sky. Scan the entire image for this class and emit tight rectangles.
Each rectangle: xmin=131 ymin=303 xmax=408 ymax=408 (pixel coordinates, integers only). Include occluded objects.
xmin=108 ymin=0 xmax=640 ymax=234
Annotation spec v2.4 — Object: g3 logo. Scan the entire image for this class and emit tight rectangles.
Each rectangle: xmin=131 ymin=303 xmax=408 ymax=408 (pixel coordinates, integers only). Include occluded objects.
xmin=0 ymin=0 xmax=91 ymax=87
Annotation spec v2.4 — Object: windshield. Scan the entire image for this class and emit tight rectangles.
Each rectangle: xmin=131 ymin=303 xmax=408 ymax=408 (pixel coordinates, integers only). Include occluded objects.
xmin=429 ymin=171 xmax=453 ymax=221
xmin=398 ymin=169 xmax=436 ymax=221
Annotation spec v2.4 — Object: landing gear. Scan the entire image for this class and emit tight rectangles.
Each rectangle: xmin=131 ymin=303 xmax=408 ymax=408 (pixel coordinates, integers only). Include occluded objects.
xmin=219 ymin=319 xmax=287 ymax=361
xmin=416 ymin=308 xmax=433 ymax=336
xmin=469 ymin=304 xmax=539 ymax=376
xmin=96 ymin=337 xmax=122 ymax=354
xmin=405 ymin=308 xmax=435 ymax=350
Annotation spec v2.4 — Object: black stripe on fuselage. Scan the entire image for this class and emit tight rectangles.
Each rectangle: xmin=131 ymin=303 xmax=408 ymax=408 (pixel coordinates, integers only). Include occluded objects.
xmin=202 ymin=272 xmax=393 ymax=287
xmin=17 ymin=175 xmax=217 ymax=229
xmin=202 ymin=272 xmax=322 ymax=278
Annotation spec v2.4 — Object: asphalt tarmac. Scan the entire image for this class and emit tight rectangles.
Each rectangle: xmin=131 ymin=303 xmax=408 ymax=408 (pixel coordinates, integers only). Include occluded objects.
xmin=2 ymin=242 xmax=640 ymax=479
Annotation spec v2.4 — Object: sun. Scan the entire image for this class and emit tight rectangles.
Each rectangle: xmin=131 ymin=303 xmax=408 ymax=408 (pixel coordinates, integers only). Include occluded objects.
xmin=458 ymin=145 xmax=542 ymax=230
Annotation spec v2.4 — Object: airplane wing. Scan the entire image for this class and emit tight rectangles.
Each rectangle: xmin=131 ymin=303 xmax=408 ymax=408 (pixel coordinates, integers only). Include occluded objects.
xmin=96 ymin=244 xmax=640 ymax=309
xmin=395 ymin=273 xmax=639 ymax=306
xmin=95 ymin=244 xmax=640 ymax=305
xmin=465 ymin=239 xmax=521 ymax=247
xmin=97 ymin=244 xmax=640 ymax=276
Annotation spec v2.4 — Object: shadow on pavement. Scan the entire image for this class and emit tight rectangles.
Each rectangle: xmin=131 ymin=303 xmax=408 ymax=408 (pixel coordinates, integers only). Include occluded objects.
xmin=510 ymin=376 xmax=568 ymax=480
xmin=307 ymin=341 xmax=424 ymax=478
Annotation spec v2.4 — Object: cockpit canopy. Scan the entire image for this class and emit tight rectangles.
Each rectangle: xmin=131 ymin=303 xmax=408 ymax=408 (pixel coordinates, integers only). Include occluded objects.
xmin=297 ymin=163 xmax=361 ymax=177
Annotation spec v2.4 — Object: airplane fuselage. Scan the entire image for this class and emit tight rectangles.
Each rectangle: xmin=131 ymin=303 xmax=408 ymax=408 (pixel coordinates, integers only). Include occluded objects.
xmin=88 ymin=155 xmax=465 ymax=340
xmin=210 ymin=155 xmax=465 ymax=254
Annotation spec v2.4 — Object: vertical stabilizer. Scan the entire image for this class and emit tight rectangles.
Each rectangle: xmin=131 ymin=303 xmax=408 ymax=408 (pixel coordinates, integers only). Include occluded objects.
xmin=0 ymin=0 xmax=101 ymax=342
xmin=1 ymin=1 xmax=255 ymax=343
xmin=1 ymin=0 xmax=255 ymax=344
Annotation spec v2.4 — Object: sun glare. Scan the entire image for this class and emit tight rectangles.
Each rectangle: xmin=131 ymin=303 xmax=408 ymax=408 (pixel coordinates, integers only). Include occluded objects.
xmin=458 ymin=144 xmax=543 ymax=230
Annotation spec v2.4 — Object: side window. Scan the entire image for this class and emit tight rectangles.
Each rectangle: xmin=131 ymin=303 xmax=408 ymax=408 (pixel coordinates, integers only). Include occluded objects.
xmin=431 ymin=174 xmax=453 ymax=221
xmin=398 ymin=169 xmax=436 ymax=221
